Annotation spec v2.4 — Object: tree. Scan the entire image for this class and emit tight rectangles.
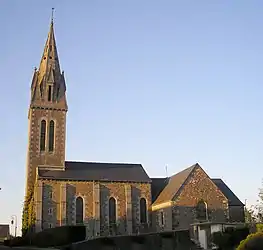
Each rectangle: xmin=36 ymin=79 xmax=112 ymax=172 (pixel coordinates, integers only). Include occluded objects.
xmin=245 ymin=206 xmax=257 ymax=224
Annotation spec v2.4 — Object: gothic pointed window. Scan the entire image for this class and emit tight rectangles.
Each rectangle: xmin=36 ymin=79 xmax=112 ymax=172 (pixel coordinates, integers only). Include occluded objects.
xmin=109 ymin=197 xmax=116 ymax=224
xmin=140 ymin=198 xmax=147 ymax=224
xmin=76 ymin=197 xmax=84 ymax=224
xmin=196 ymin=200 xmax=207 ymax=221
xmin=40 ymin=120 xmax=46 ymax=151
xmin=49 ymin=120 xmax=55 ymax=152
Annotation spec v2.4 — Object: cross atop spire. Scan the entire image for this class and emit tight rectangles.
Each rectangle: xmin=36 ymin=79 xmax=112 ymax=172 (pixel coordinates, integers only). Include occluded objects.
xmin=51 ymin=8 xmax=55 ymax=23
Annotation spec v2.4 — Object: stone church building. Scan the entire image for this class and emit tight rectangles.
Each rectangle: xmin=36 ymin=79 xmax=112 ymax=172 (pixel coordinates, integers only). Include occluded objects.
xmin=25 ymin=18 xmax=244 ymax=237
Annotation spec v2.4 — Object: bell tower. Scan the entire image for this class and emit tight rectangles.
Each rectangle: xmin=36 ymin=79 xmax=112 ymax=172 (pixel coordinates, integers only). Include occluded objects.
xmin=26 ymin=13 xmax=67 ymax=192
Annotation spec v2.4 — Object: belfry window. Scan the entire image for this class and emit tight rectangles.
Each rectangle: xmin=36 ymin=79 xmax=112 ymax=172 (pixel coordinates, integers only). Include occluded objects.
xmin=49 ymin=120 xmax=55 ymax=152
xmin=40 ymin=120 xmax=46 ymax=151
xmin=48 ymin=85 xmax=52 ymax=102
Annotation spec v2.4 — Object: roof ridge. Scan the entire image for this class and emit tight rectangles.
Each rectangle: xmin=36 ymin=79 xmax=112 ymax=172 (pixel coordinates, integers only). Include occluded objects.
xmin=65 ymin=160 xmax=141 ymax=165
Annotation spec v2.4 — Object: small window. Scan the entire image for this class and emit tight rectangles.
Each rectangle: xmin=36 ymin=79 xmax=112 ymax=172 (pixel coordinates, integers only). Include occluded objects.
xmin=49 ymin=191 xmax=53 ymax=200
xmin=48 ymin=86 xmax=52 ymax=102
xmin=48 ymin=223 xmax=53 ymax=228
xmin=48 ymin=208 xmax=53 ymax=215
xmin=160 ymin=211 xmax=165 ymax=226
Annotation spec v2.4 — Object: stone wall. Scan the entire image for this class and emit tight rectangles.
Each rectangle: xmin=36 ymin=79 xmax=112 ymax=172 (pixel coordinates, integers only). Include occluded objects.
xmin=39 ymin=180 xmax=151 ymax=236
xmin=69 ymin=230 xmax=197 ymax=250
xmin=229 ymin=205 xmax=245 ymax=222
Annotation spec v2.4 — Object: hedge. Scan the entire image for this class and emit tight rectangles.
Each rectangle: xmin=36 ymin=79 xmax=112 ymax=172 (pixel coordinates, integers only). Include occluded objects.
xmin=4 ymin=225 xmax=86 ymax=248
xmin=212 ymin=226 xmax=249 ymax=249
xmin=237 ymin=232 xmax=263 ymax=250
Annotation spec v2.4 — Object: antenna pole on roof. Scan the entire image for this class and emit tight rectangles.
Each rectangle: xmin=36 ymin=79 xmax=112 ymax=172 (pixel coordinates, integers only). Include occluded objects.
xmin=165 ymin=165 xmax=168 ymax=178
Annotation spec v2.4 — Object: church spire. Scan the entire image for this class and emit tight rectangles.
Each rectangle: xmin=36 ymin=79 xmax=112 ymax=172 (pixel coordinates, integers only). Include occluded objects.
xmin=30 ymin=10 xmax=67 ymax=110
xmin=38 ymin=9 xmax=60 ymax=84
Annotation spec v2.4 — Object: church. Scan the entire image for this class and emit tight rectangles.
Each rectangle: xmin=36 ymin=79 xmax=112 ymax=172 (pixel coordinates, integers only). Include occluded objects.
xmin=25 ymin=17 xmax=245 ymax=237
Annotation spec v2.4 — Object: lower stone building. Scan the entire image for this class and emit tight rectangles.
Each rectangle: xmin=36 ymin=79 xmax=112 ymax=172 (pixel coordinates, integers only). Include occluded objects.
xmin=151 ymin=163 xmax=245 ymax=232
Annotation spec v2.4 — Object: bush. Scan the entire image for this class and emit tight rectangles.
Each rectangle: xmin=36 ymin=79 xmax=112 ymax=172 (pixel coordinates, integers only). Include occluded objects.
xmin=256 ymin=223 xmax=263 ymax=232
xmin=9 ymin=236 xmax=30 ymax=247
xmin=212 ymin=226 xmax=250 ymax=249
xmin=3 ymin=239 xmax=10 ymax=246
xmin=33 ymin=225 xmax=86 ymax=247
xmin=8 ymin=225 xmax=86 ymax=248
xmin=237 ymin=232 xmax=263 ymax=250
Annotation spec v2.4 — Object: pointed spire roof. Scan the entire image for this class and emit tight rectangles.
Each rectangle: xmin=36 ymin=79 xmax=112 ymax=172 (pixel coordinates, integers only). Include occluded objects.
xmin=30 ymin=10 xmax=67 ymax=111
xmin=38 ymin=13 xmax=61 ymax=84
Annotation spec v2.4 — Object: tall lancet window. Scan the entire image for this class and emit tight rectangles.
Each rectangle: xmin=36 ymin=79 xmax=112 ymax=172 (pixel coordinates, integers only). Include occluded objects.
xmin=140 ymin=198 xmax=147 ymax=224
xmin=109 ymin=197 xmax=117 ymax=224
xmin=76 ymin=197 xmax=84 ymax=224
xmin=49 ymin=120 xmax=55 ymax=152
xmin=40 ymin=120 xmax=46 ymax=151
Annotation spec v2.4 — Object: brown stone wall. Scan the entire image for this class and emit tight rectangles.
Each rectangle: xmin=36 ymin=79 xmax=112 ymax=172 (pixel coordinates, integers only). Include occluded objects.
xmin=131 ymin=183 xmax=152 ymax=233
xmin=26 ymin=108 xmax=66 ymax=191
xmin=99 ymin=182 xmax=151 ymax=236
xmin=172 ymin=167 xmax=228 ymax=229
xmin=40 ymin=180 xmax=151 ymax=236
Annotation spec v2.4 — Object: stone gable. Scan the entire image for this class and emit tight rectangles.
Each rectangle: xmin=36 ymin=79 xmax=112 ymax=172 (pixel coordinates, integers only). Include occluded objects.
xmin=172 ymin=166 xmax=228 ymax=230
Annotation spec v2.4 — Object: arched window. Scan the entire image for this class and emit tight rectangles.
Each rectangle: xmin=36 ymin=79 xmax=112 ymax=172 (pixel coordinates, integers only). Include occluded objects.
xmin=196 ymin=200 xmax=207 ymax=221
xmin=40 ymin=120 xmax=46 ymax=151
xmin=76 ymin=197 xmax=84 ymax=224
xmin=140 ymin=198 xmax=147 ymax=223
xmin=49 ymin=120 xmax=55 ymax=152
xmin=109 ymin=197 xmax=116 ymax=224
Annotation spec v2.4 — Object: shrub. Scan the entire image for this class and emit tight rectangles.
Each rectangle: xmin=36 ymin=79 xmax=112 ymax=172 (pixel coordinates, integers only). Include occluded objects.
xmin=8 ymin=225 xmax=86 ymax=248
xmin=256 ymin=223 xmax=263 ymax=232
xmin=33 ymin=225 xmax=86 ymax=247
xmin=237 ymin=232 xmax=263 ymax=250
xmin=9 ymin=236 xmax=30 ymax=247
xmin=212 ymin=226 xmax=250 ymax=249
xmin=3 ymin=239 xmax=10 ymax=246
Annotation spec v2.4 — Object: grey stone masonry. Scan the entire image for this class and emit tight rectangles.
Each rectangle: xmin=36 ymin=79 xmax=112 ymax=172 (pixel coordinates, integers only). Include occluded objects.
xmin=34 ymin=180 xmax=43 ymax=232
xmin=125 ymin=184 xmax=132 ymax=234
xmin=60 ymin=183 xmax=67 ymax=226
xmin=93 ymin=182 xmax=100 ymax=237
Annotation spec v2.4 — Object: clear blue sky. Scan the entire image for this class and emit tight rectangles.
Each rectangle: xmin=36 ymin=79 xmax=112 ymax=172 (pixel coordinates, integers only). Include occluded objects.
xmin=1 ymin=0 xmax=263 ymax=235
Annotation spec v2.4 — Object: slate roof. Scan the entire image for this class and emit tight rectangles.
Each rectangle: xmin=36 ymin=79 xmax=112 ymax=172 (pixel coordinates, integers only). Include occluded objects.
xmin=151 ymin=178 xmax=169 ymax=202
xmin=212 ymin=178 xmax=244 ymax=206
xmin=0 ymin=225 xmax=9 ymax=238
xmin=152 ymin=163 xmax=198 ymax=205
xmin=38 ymin=161 xmax=151 ymax=183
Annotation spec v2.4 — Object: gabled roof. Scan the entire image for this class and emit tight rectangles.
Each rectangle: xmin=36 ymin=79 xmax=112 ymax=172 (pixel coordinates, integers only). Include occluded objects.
xmin=38 ymin=161 xmax=151 ymax=183
xmin=0 ymin=225 xmax=9 ymax=238
xmin=212 ymin=179 xmax=244 ymax=206
xmin=152 ymin=163 xmax=198 ymax=205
